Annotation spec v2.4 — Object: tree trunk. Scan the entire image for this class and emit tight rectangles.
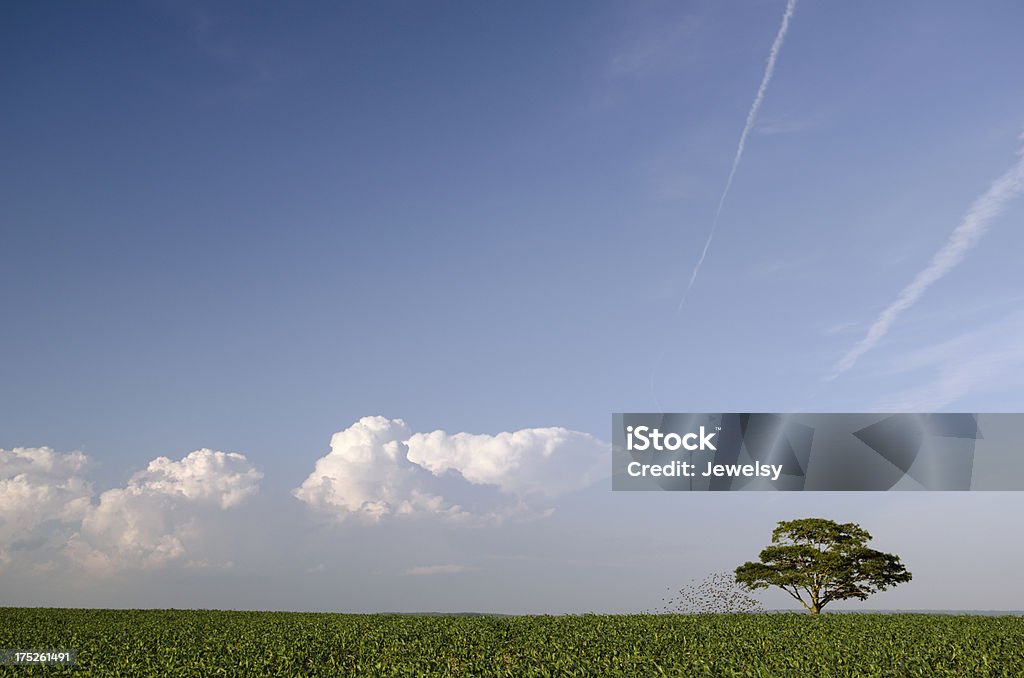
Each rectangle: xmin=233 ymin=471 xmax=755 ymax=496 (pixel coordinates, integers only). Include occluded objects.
xmin=809 ymin=605 xmax=821 ymax=615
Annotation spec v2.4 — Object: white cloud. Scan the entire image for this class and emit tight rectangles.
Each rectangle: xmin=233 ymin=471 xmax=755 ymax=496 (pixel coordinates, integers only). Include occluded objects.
xmin=127 ymin=449 xmax=262 ymax=509
xmin=404 ymin=564 xmax=477 ymax=576
xmin=66 ymin=449 xmax=262 ymax=573
xmin=0 ymin=447 xmax=93 ymax=551
xmin=407 ymin=428 xmax=608 ymax=499
xmin=294 ymin=417 xmax=610 ymax=523
xmin=293 ymin=416 xmax=463 ymax=522
xmin=1 ymin=447 xmax=261 ymax=573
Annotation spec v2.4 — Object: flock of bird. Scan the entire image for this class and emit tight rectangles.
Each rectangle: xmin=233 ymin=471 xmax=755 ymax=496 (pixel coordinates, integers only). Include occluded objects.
xmin=648 ymin=571 xmax=764 ymax=615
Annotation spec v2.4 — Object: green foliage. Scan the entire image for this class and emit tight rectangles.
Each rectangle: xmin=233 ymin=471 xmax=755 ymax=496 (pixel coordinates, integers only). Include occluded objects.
xmin=2 ymin=608 xmax=1023 ymax=676
xmin=736 ymin=517 xmax=913 ymax=614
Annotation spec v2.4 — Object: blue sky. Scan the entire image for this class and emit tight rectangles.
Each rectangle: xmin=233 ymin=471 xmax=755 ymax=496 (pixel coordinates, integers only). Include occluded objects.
xmin=2 ymin=0 xmax=1024 ymax=613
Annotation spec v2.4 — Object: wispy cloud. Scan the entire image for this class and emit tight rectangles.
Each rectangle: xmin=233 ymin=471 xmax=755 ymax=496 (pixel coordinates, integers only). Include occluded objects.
xmin=820 ymin=320 xmax=862 ymax=337
xmin=755 ymin=111 xmax=819 ymax=136
xmin=678 ymin=0 xmax=799 ymax=311
xmin=746 ymin=251 xmax=820 ymax=280
xmin=869 ymin=312 xmax=1024 ymax=411
xmin=159 ymin=3 xmax=293 ymax=103
xmin=607 ymin=13 xmax=701 ymax=79
xmin=404 ymin=564 xmax=477 ymax=576
xmin=832 ymin=136 xmax=1024 ymax=377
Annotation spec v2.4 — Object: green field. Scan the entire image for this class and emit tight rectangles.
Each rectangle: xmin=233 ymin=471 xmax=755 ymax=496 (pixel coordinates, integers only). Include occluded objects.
xmin=2 ymin=608 xmax=1022 ymax=676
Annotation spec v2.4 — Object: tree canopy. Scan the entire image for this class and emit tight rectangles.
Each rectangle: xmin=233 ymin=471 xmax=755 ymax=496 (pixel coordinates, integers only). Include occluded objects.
xmin=735 ymin=518 xmax=912 ymax=615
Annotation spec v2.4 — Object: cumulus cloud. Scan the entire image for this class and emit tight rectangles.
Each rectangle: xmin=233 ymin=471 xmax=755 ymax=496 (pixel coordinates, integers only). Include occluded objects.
xmin=2 ymin=445 xmax=261 ymax=574
xmin=0 ymin=447 xmax=93 ymax=566
xmin=407 ymin=428 xmax=607 ymax=499
xmin=293 ymin=416 xmax=463 ymax=522
xmin=294 ymin=417 xmax=609 ymax=523
xmin=125 ymin=449 xmax=261 ymax=509
xmin=66 ymin=449 xmax=261 ymax=573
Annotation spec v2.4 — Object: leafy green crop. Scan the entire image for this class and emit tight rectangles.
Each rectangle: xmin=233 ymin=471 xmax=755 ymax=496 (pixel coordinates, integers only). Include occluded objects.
xmin=1 ymin=608 xmax=1021 ymax=676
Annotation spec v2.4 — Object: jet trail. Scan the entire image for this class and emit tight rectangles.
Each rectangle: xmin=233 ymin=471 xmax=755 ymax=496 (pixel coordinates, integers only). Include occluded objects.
xmin=651 ymin=0 xmax=798 ymax=411
xmin=832 ymin=138 xmax=1024 ymax=377
xmin=677 ymin=0 xmax=798 ymax=311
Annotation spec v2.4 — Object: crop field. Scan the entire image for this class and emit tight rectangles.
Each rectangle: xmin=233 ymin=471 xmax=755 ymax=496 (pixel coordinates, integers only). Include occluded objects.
xmin=1 ymin=608 xmax=1022 ymax=676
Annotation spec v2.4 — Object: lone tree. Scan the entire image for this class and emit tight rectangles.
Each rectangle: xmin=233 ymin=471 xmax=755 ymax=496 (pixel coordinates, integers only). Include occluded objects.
xmin=735 ymin=518 xmax=912 ymax=615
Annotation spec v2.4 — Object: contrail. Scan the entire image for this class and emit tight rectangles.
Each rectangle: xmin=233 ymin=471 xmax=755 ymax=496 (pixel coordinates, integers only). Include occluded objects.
xmin=651 ymin=0 xmax=798 ymax=411
xmin=832 ymin=137 xmax=1024 ymax=377
xmin=677 ymin=0 xmax=798 ymax=311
